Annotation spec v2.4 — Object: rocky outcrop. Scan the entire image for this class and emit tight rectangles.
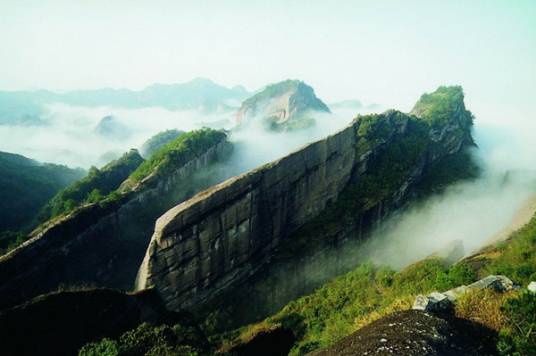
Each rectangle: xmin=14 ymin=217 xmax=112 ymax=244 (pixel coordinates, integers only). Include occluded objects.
xmin=0 ymin=135 xmax=232 ymax=310
xmin=412 ymin=275 xmax=516 ymax=312
xmin=311 ymin=310 xmax=499 ymax=356
xmin=137 ymin=87 xmax=475 ymax=313
xmin=236 ymin=80 xmax=330 ymax=129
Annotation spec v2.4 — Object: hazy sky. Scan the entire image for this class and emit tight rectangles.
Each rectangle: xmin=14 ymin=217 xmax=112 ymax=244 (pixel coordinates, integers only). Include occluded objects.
xmin=1 ymin=0 xmax=535 ymax=120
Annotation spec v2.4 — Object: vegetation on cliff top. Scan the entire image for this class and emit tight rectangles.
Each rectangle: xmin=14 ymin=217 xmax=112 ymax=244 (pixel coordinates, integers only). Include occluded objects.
xmin=139 ymin=129 xmax=184 ymax=159
xmin=123 ymin=128 xmax=227 ymax=188
xmin=411 ymin=85 xmax=474 ymax=128
xmin=37 ymin=149 xmax=144 ymax=222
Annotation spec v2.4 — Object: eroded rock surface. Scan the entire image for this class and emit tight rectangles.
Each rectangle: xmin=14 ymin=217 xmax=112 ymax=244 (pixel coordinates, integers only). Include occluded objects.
xmin=0 ymin=136 xmax=232 ymax=310
xmin=138 ymin=87 xmax=475 ymax=313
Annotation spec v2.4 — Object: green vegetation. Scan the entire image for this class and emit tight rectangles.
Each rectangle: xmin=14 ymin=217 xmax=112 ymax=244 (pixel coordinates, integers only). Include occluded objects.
xmin=414 ymin=148 xmax=481 ymax=195
xmin=0 ymin=151 xmax=85 ymax=253
xmin=79 ymin=322 xmax=206 ymax=356
xmin=224 ymin=258 xmax=477 ymax=354
xmin=228 ymin=210 xmax=536 ymax=355
xmin=124 ymin=128 xmax=226 ymax=186
xmin=411 ymin=85 xmax=474 ymax=128
xmin=38 ymin=149 xmax=143 ymax=222
xmin=482 ymin=212 xmax=536 ymax=285
xmin=140 ymin=129 xmax=184 ymax=158
xmin=0 ymin=230 xmax=28 ymax=255
xmin=497 ymin=291 xmax=536 ymax=355
xmin=277 ymin=111 xmax=431 ymax=260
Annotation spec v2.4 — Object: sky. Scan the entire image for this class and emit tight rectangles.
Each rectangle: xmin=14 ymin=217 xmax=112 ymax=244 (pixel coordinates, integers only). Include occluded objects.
xmin=1 ymin=0 xmax=535 ymax=121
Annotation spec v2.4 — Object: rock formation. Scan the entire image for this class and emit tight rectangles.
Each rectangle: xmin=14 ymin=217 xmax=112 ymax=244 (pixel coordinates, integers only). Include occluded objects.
xmin=311 ymin=310 xmax=498 ymax=356
xmin=0 ymin=131 xmax=232 ymax=310
xmin=137 ymin=86 xmax=475 ymax=313
xmin=236 ymin=79 xmax=330 ymax=130
xmin=412 ymin=275 xmax=516 ymax=312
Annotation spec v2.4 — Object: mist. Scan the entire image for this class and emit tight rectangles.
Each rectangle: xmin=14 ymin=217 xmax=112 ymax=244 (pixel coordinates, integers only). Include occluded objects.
xmin=1 ymin=94 xmax=534 ymax=271
xmin=356 ymin=118 xmax=536 ymax=269
xmin=0 ymin=103 xmax=237 ymax=168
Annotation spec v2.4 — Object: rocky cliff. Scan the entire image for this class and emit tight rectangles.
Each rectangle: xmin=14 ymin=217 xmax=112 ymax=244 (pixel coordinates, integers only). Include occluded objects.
xmin=136 ymin=86 xmax=475 ymax=314
xmin=0 ymin=131 xmax=232 ymax=310
xmin=236 ymin=80 xmax=330 ymax=130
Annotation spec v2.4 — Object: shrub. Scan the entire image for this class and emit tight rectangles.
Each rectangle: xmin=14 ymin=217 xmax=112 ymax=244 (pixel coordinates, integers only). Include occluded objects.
xmin=79 ymin=338 xmax=119 ymax=356
xmin=126 ymin=128 xmax=226 ymax=185
xmin=497 ymin=291 xmax=536 ymax=355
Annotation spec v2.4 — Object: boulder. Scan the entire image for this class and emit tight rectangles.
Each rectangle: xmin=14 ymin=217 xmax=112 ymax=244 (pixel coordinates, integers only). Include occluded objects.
xmin=467 ymin=275 xmax=515 ymax=292
xmin=413 ymin=275 xmax=516 ymax=313
xmin=412 ymin=292 xmax=452 ymax=312
xmin=443 ymin=285 xmax=470 ymax=302
xmin=528 ymin=281 xmax=536 ymax=293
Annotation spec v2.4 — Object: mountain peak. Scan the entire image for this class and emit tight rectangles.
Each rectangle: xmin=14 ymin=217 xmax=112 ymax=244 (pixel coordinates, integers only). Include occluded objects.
xmin=236 ymin=79 xmax=330 ymax=130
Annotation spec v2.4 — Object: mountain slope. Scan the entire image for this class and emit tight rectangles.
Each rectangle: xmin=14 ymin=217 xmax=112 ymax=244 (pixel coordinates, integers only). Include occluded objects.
xmin=0 ymin=151 xmax=85 ymax=233
xmin=38 ymin=149 xmax=144 ymax=223
xmin=0 ymin=128 xmax=233 ymax=310
xmin=236 ymin=79 xmax=330 ymax=130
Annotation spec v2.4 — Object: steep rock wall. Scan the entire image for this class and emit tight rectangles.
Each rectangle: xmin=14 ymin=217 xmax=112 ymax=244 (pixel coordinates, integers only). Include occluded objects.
xmin=0 ymin=139 xmax=232 ymax=310
xmin=137 ymin=105 xmax=474 ymax=312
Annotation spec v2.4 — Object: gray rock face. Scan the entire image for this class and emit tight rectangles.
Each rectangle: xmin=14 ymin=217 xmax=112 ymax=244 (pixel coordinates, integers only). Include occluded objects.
xmin=236 ymin=80 xmax=330 ymax=129
xmin=412 ymin=275 xmax=516 ymax=312
xmin=137 ymin=106 xmax=475 ymax=312
xmin=412 ymin=292 xmax=452 ymax=312
xmin=467 ymin=274 xmax=515 ymax=292
xmin=0 ymin=138 xmax=232 ymax=310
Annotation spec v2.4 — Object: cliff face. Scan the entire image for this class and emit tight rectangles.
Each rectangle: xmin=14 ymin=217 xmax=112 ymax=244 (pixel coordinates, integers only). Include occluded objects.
xmin=236 ymin=80 xmax=330 ymax=129
xmin=0 ymin=136 xmax=232 ymax=310
xmin=136 ymin=87 xmax=475 ymax=313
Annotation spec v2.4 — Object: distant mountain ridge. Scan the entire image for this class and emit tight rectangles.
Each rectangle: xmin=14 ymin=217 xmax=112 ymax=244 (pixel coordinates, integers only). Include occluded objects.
xmin=0 ymin=78 xmax=250 ymax=125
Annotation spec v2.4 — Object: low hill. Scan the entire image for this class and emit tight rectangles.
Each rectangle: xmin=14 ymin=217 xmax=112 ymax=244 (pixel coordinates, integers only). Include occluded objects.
xmin=0 ymin=151 xmax=84 ymax=236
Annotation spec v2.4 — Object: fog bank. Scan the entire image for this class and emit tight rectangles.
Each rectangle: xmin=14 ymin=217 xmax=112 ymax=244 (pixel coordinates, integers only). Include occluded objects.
xmin=357 ymin=119 xmax=536 ymax=269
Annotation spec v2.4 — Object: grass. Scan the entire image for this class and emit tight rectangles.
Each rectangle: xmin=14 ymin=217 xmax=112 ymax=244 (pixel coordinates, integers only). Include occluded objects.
xmin=482 ymin=214 xmax=536 ymax=285
xmin=226 ymin=210 xmax=536 ymax=355
xmin=223 ymin=258 xmax=478 ymax=355
xmin=455 ymin=289 xmax=515 ymax=332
